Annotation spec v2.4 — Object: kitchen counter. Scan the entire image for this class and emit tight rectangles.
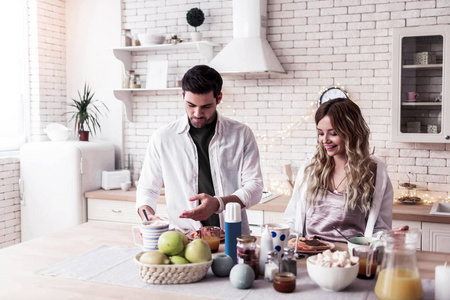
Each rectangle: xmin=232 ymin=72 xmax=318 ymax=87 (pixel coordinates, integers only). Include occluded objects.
xmin=85 ymin=189 xmax=450 ymax=224
xmin=0 ymin=221 xmax=448 ymax=299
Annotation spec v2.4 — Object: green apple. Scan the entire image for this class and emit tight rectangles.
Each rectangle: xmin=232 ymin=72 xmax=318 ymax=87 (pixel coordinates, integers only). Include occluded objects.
xmin=170 ymin=255 xmax=190 ymax=264
xmin=158 ymin=231 xmax=185 ymax=256
xmin=139 ymin=250 xmax=170 ymax=265
xmin=185 ymin=238 xmax=212 ymax=263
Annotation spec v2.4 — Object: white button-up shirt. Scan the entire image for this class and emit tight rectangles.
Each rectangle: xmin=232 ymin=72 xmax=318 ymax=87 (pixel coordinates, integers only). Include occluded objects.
xmin=136 ymin=113 xmax=263 ymax=234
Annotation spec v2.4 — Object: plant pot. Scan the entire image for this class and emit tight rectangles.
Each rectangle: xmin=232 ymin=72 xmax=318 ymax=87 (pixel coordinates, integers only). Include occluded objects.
xmin=190 ymin=32 xmax=202 ymax=42
xmin=79 ymin=130 xmax=89 ymax=141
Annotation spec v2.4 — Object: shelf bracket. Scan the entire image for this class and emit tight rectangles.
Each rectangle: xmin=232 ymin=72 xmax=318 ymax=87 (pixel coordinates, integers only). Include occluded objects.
xmin=113 ymin=90 xmax=133 ymax=121
xmin=196 ymin=43 xmax=214 ymax=63
xmin=113 ymin=49 xmax=131 ymax=70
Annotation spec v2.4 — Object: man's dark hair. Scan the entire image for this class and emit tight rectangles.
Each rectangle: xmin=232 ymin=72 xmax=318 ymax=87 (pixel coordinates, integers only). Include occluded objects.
xmin=181 ymin=65 xmax=223 ymax=100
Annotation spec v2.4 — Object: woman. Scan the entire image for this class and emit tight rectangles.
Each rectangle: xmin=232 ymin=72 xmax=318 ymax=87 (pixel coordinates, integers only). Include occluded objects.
xmin=283 ymin=98 xmax=393 ymax=242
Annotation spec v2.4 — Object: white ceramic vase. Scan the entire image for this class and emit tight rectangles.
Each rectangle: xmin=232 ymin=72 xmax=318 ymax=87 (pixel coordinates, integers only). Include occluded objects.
xmin=190 ymin=32 xmax=202 ymax=42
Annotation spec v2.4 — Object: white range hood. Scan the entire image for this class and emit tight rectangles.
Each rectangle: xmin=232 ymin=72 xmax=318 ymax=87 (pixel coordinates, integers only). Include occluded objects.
xmin=209 ymin=0 xmax=286 ymax=74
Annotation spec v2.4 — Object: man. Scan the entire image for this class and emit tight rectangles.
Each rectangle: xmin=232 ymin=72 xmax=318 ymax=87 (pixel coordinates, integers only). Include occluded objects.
xmin=136 ymin=65 xmax=263 ymax=234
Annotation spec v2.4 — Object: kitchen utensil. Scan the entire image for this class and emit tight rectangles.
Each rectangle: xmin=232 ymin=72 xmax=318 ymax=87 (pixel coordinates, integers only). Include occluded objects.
xmin=333 ymin=226 xmax=350 ymax=241
xmin=142 ymin=209 xmax=149 ymax=221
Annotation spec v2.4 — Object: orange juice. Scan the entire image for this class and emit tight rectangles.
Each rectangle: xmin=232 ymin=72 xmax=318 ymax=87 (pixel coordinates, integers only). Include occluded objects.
xmin=375 ymin=268 xmax=424 ymax=300
xmin=202 ymin=236 xmax=220 ymax=253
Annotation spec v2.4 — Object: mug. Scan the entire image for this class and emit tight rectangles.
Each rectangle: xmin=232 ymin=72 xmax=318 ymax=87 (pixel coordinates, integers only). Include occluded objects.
xmin=266 ymin=223 xmax=290 ymax=256
xmin=353 ymin=245 xmax=378 ymax=279
xmin=120 ymin=181 xmax=131 ymax=191
xmin=407 ymin=92 xmax=419 ymax=101
xmin=132 ymin=220 xmax=169 ymax=251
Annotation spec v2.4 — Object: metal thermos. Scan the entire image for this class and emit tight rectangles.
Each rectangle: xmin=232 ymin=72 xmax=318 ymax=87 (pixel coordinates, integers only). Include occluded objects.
xmin=224 ymin=202 xmax=241 ymax=264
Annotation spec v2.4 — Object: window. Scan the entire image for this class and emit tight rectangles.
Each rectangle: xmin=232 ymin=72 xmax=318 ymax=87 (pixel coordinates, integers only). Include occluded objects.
xmin=0 ymin=0 xmax=29 ymax=152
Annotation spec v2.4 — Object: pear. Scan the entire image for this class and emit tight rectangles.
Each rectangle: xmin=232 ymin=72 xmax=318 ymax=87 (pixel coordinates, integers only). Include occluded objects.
xmin=139 ymin=250 xmax=170 ymax=265
xmin=170 ymin=255 xmax=190 ymax=265
xmin=158 ymin=231 xmax=184 ymax=256
xmin=185 ymin=238 xmax=212 ymax=263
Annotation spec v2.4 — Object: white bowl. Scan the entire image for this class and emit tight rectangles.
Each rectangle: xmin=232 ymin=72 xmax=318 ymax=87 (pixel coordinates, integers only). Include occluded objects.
xmin=138 ymin=33 xmax=165 ymax=46
xmin=44 ymin=123 xmax=72 ymax=141
xmin=306 ymin=256 xmax=358 ymax=292
xmin=347 ymin=236 xmax=374 ymax=257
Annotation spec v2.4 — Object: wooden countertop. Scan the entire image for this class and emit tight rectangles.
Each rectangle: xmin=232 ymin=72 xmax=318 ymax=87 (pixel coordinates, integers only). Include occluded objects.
xmin=85 ymin=189 xmax=450 ymax=224
xmin=0 ymin=221 xmax=448 ymax=299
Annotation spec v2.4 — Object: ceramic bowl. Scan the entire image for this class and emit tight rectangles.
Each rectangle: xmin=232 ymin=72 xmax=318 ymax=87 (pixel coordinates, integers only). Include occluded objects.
xmin=44 ymin=123 xmax=72 ymax=141
xmin=138 ymin=33 xmax=165 ymax=46
xmin=347 ymin=237 xmax=374 ymax=257
xmin=306 ymin=256 xmax=358 ymax=292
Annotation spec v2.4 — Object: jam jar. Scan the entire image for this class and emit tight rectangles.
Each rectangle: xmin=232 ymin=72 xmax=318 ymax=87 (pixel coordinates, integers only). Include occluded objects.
xmin=236 ymin=235 xmax=259 ymax=278
xmin=273 ymin=272 xmax=296 ymax=293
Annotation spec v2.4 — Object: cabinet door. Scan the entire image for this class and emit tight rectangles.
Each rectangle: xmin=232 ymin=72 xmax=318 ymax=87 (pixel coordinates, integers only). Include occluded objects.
xmin=263 ymin=211 xmax=285 ymax=226
xmin=247 ymin=210 xmax=263 ymax=236
xmin=422 ymin=222 xmax=450 ymax=253
xmin=392 ymin=25 xmax=450 ymax=143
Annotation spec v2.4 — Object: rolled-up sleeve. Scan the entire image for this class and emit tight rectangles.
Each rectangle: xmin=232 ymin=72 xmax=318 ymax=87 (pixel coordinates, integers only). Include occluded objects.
xmin=232 ymin=127 xmax=263 ymax=208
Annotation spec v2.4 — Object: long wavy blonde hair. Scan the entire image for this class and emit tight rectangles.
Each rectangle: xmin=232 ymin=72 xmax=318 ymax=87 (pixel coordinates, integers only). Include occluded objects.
xmin=303 ymin=98 xmax=375 ymax=214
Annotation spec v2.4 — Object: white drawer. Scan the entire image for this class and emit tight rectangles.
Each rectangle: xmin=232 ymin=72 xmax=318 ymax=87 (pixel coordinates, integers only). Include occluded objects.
xmin=263 ymin=211 xmax=284 ymax=225
xmin=88 ymin=198 xmax=141 ymax=224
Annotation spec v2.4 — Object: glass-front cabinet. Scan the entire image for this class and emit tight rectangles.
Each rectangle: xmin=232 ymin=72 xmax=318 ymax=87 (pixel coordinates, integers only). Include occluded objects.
xmin=392 ymin=25 xmax=450 ymax=143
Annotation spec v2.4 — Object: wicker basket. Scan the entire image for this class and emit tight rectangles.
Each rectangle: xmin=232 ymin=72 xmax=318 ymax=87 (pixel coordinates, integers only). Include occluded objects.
xmin=134 ymin=252 xmax=212 ymax=284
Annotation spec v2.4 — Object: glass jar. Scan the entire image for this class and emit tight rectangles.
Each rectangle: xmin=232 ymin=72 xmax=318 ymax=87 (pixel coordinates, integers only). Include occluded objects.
xmin=123 ymin=70 xmax=134 ymax=89
xmin=373 ymin=228 xmax=423 ymax=300
xmin=264 ymin=250 xmax=279 ymax=282
xmin=273 ymin=272 xmax=296 ymax=293
xmin=280 ymin=247 xmax=297 ymax=276
xmin=236 ymin=235 xmax=259 ymax=278
xmin=121 ymin=29 xmax=132 ymax=47
xmin=132 ymin=33 xmax=140 ymax=46
xmin=130 ymin=74 xmax=141 ymax=88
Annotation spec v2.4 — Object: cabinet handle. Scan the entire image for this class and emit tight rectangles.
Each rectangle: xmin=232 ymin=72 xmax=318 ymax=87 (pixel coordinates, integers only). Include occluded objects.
xmin=445 ymin=135 xmax=450 ymax=140
xmin=112 ymin=209 xmax=122 ymax=213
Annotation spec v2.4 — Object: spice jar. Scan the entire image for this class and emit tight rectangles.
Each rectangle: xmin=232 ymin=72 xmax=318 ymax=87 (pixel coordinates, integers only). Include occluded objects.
xmin=121 ymin=29 xmax=132 ymax=47
xmin=273 ymin=272 xmax=296 ymax=293
xmin=280 ymin=247 xmax=297 ymax=276
xmin=123 ymin=70 xmax=134 ymax=89
xmin=130 ymin=74 xmax=141 ymax=88
xmin=132 ymin=34 xmax=140 ymax=46
xmin=237 ymin=235 xmax=259 ymax=278
xmin=264 ymin=250 xmax=279 ymax=282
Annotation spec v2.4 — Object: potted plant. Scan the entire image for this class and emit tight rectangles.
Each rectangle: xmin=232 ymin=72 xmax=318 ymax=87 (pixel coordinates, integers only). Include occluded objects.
xmin=186 ymin=7 xmax=205 ymax=42
xmin=68 ymin=83 xmax=108 ymax=141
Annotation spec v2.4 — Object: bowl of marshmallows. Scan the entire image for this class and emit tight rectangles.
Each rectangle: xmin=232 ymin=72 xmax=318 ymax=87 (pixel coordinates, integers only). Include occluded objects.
xmin=306 ymin=250 xmax=359 ymax=292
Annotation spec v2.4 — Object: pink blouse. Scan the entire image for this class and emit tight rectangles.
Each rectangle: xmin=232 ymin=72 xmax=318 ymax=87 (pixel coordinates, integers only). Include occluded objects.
xmin=305 ymin=190 xmax=366 ymax=243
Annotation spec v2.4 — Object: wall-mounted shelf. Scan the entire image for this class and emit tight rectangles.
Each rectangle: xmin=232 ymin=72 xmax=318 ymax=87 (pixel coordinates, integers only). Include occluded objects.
xmin=112 ymin=41 xmax=218 ymax=121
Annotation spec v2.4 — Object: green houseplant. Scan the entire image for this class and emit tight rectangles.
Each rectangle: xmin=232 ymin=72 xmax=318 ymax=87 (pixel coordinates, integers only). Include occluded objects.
xmin=68 ymin=83 xmax=108 ymax=141
xmin=186 ymin=7 xmax=205 ymax=42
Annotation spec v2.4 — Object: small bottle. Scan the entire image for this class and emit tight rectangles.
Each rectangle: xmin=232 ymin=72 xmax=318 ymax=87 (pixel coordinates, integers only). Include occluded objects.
xmin=280 ymin=247 xmax=297 ymax=276
xmin=259 ymin=224 xmax=273 ymax=275
xmin=236 ymin=235 xmax=259 ymax=278
xmin=121 ymin=29 xmax=132 ymax=47
xmin=225 ymin=203 xmax=241 ymax=264
xmin=123 ymin=70 xmax=134 ymax=89
xmin=130 ymin=74 xmax=141 ymax=88
xmin=264 ymin=250 xmax=279 ymax=282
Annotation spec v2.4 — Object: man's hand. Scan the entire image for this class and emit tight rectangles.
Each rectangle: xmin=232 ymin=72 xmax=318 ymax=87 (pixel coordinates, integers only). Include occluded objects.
xmin=179 ymin=193 xmax=220 ymax=221
xmin=138 ymin=205 xmax=162 ymax=222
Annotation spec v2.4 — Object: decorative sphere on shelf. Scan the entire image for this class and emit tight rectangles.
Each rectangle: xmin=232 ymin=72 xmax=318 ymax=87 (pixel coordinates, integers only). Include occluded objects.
xmin=211 ymin=254 xmax=234 ymax=277
xmin=229 ymin=264 xmax=255 ymax=289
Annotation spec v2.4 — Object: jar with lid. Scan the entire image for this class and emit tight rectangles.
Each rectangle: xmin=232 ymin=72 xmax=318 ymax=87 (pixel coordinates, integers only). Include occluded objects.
xmin=264 ymin=250 xmax=279 ymax=282
xmin=132 ymin=33 xmax=140 ymax=46
xmin=121 ymin=29 xmax=132 ymax=47
xmin=273 ymin=272 xmax=296 ymax=293
xmin=280 ymin=247 xmax=297 ymax=276
xmin=130 ymin=74 xmax=141 ymax=88
xmin=236 ymin=235 xmax=259 ymax=278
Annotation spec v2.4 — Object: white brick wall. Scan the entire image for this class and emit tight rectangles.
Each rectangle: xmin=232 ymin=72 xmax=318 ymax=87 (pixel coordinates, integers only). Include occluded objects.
xmin=122 ymin=0 xmax=450 ymax=199
xmin=0 ymin=158 xmax=21 ymax=248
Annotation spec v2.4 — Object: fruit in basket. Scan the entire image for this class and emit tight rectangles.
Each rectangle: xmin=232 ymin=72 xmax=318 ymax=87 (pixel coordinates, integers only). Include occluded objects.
xmin=158 ymin=231 xmax=185 ymax=256
xmin=139 ymin=250 xmax=170 ymax=265
xmin=180 ymin=232 xmax=190 ymax=246
xmin=185 ymin=238 xmax=212 ymax=263
xmin=169 ymin=255 xmax=190 ymax=265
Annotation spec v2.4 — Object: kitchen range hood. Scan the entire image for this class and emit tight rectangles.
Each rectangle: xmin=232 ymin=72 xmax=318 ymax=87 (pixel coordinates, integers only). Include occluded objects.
xmin=209 ymin=0 xmax=286 ymax=74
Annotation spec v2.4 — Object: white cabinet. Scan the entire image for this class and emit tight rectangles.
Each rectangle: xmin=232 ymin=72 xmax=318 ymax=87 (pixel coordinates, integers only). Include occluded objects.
xmin=87 ymin=198 xmax=168 ymax=225
xmin=392 ymin=25 xmax=450 ymax=143
xmin=246 ymin=210 xmax=285 ymax=236
xmin=112 ymin=41 xmax=218 ymax=121
xmin=421 ymin=222 xmax=450 ymax=253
